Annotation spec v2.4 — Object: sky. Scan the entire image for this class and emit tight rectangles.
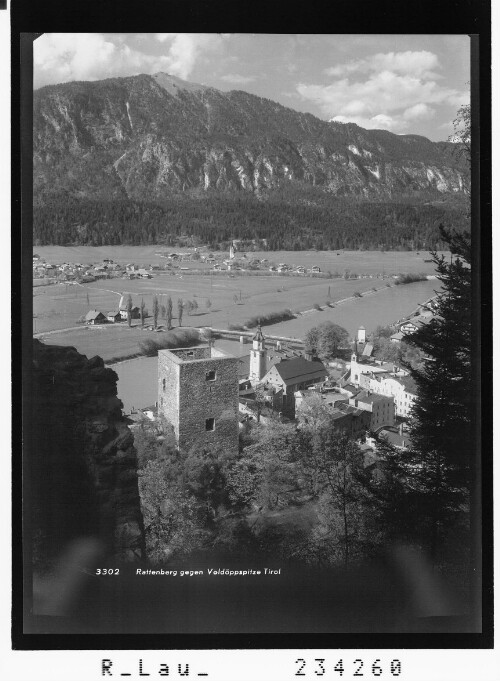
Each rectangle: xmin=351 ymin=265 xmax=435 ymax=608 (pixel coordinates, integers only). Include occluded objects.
xmin=34 ymin=33 xmax=470 ymax=141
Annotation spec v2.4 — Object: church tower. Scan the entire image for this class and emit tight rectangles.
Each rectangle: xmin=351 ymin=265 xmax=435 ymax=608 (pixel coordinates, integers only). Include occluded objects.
xmin=249 ymin=324 xmax=266 ymax=384
xmin=350 ymin=339 xmax=360 ymax=385
xmin=229 ymin=244 xmax=235 ymax=259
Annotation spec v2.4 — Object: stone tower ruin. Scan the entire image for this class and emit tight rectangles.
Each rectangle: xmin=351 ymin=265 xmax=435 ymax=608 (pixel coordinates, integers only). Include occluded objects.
xmin=158 ymin=345 xmax=239 ymax=454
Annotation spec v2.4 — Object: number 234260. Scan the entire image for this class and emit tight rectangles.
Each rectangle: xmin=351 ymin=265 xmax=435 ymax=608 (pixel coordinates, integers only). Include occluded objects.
xmin=295 ymin=659 xmax=402 ymax=678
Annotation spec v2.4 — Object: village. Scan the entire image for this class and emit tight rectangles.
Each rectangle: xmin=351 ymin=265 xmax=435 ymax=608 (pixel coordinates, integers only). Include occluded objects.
xmin=33 ymin=241 xmax=413 ymax=285
xmin=125 ymin=302 xmax=438 ymax=470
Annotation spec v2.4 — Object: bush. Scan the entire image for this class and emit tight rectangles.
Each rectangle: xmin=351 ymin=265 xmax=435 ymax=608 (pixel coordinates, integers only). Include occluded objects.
xmin=243 ymin=309 xmax=295 ymax=328
xmin=394 ymin=272 xmax=427 ymax=285
xmin=313 ymin=303 xmax=322 ymax=311
xmin=228 ymin=323 xmax=246 ymax=331
xmin=139 ymin=328 xmax=201 ymax=357
xmin=353 ymin=291 xmax=362 ymax=298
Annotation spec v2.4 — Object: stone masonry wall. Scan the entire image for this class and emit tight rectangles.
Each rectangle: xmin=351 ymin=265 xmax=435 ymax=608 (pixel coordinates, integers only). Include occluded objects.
xmin=178 ymin=356 xmax=239 ymax=454
xmin=158 ymin=350 xmax=180 ymax=440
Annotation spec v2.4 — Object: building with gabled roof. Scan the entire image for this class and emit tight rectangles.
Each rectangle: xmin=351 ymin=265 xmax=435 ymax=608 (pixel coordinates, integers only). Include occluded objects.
xmin=370 ymin=374 xmax=418 ymax=418
xmin=85 ymin=310 xmax=106 ymax=324
xmin=259 ymin=356 xmax=328 ymax=417
xmin=349 ymin=390 xmax=395 ymax=431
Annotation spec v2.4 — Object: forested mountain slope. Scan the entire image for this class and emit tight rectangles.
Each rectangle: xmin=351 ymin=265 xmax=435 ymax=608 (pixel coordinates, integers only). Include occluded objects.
xmin=33 ymin=73 xmax=469 ymax=249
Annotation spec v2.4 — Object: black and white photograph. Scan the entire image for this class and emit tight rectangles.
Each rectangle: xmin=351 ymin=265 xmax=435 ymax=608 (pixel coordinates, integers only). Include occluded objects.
xmin=10 ymin=5 xmax=494 ymax=675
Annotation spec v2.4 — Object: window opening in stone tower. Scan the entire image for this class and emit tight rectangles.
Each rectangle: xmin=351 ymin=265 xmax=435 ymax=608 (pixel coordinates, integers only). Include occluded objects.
xmin=206 ymin=370 xmax=216 ymax=381
xmin=205 ymin=418 xmax=215 ymax=431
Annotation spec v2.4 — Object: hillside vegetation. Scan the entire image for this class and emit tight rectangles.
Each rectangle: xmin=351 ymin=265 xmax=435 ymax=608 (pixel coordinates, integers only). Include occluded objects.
xmin=34 ymin=72 xmax=470 ymax=250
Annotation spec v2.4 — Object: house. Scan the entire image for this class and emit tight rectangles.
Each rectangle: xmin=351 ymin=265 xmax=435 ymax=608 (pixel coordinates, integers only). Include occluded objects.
xmin=337 ymin=403 xmax=372 ymax=436
xmin=106 ymin=311 xmax=122 ymax=323
xmin=370 ymin=375 xmax=417 ymax=418
xmin=378 ymin=427 xmax=410 ymax=450
xmin=259 ymin=356 xmax=328 ymax=417
xmin=137 ymin=268 xmax=152 ymax=279
xmin=348 ymin=390 xmax=395 ymax=431
xmin=85 ymin=310 xmax=106 ymax=325
xmin=398 ymin=315 xmax=432 ymax=336
xmin=310 ymin=266 xmax=321 ymax=273
xmin=119 ymin=305 xmax=141 ymax=320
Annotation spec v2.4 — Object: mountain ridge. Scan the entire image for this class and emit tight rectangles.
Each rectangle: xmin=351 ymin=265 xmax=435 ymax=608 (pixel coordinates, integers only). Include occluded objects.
xmin=33 ymin=72 xmax=469 ymax=249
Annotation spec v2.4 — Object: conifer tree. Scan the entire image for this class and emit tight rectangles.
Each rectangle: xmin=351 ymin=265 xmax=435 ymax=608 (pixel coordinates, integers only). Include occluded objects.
xmin=152 ymin=295 xmax=159 ymax=329
xmin=126 ymin=293 xmax=133 ymax=327
xmin=177 ymin=299 xmax=184 ymax=327
xmin=140 ymin=298 xmax=146 ymax=328
xmin=372 ymin=227 xmax=472 ymax=567
xmin=166 ymin=296 xmax=173 ymax=330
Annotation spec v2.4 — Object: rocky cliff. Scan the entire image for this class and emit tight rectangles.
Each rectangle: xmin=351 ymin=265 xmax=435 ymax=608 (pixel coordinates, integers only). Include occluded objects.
xmin=30 ymin=340 xmax=145 ymax=568
xmin=34 ymin=72 xmax=468 ymax=201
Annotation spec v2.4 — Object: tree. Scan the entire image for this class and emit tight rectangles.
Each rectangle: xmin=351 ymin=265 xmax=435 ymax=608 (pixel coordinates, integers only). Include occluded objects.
xmin=126 ymin=293 xmax=133 ymax=327
xmin=449 ymin=102 xmax=471 ymax=165
xmin=305 ymin=321 xmax=349 ymax=361
xmin=185 ymin=300 xmax=193 ymax=316
xmin=233 ymin=294 xmax=239 ymax=305
xmin=366 ymin=224 xmax=472 ymax=576
xmin=177 ymin=298 xmax=184 ymax=327
xmin=160 ymin=304 xmax=166 ymax=323
xmin=152 ymin=295 xmax=159 ymax=329
xmin=191 ymin=299 xmax=198 ymax=315
xmin=138 ymin=459 xmax=205 ymax=564
xmin=300 ymin=427 xmax=373 ymax=567
xmin=166 ymin=296 xmax=173 ymax=330
xmin=206 ymin=298 xmax=212 ymax=312
xmin=140 ymin=298 xmax=146 ymax=327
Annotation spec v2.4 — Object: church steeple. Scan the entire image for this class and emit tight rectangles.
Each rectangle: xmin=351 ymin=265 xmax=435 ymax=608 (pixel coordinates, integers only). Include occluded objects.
xmin=253 ymin=323 xmax=265 ymax=346
xmin=249 ymin=323 xmax=266 ymax=384
xmin=351 ymin=338 xmax=357 ymax=361
xmin=350 ymin=338 xmax=359 ymax=385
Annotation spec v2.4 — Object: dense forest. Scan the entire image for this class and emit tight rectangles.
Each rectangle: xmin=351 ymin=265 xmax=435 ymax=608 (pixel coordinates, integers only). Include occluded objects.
xmin=33 ymin=189 xmax=469 ymax=251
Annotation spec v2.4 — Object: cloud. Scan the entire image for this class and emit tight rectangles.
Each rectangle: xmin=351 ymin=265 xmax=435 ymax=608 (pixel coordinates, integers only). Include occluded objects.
xmin=325 ymin=50 xmax=441 ymax=80
xmin=402 ymin=103 xmax=435 ymax=121
xmin=154 ymin=33 xmax=227 ymax=79
xmin=297 ymin=52 xmax=467 ymax=132
xmin=34 ymin=33 xmax=228 ymax=88
xmin=219 ymin=73 xmax=257 ymax=84
xmin=330 ymin=113 xmax=410 ymax=133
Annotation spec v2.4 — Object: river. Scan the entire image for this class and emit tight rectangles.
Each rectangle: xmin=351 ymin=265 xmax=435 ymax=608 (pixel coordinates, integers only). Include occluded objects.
xmin=113 ymin=279 xmax=439 ymax=413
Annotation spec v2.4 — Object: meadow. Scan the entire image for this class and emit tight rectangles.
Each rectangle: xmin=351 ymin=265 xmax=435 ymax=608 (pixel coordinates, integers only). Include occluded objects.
xmin=33 ymin=247 xmax=442 ymax=362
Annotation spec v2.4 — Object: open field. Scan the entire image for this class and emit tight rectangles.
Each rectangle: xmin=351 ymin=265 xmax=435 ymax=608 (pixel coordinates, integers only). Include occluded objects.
xmin=35 ymin=278 xmax=438 ymax=362
xmin=33 ymin=248 xmax=441 ymax=361
xmin=33 ymin=271 xmax=383 ymax=333
xmin=33 ymin=255 xmax=439 ymax=332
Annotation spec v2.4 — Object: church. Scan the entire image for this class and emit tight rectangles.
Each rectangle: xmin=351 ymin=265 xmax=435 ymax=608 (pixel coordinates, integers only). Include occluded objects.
xmin=247 ymin=325 xmax=328 ymax=418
